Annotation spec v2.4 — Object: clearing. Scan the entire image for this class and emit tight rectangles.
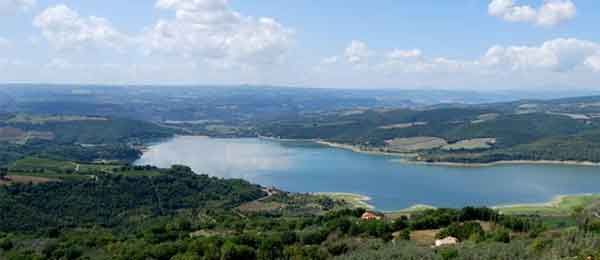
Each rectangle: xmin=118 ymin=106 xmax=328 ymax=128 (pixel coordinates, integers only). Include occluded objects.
xmin=442 ymin=138 xmax=496 ymax=151
xmin=0 ymin=175 xmax=58 ymax=186
xmin=316 ymin=192 xmax=374 ymax=209
xmin=386 ymin=137 xmax=448 ymax=152
xmin=7 ymin=114 xmax=107 ymax=124
xmin=379 ymin=122 xmax=428 ymax=130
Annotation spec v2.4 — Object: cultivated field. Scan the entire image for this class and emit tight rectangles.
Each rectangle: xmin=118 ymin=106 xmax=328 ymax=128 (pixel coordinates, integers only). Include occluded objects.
xmin=379 ymin=121 xmax=428 ymax=129
xmin=0 ymin=127 xmax=25 ymax=141
xmin=0 ymin=175 xmax=57 ymax=186
xmin=8 ymin=156 xmax=162 ymax=178
xmin=442 ymin=138 xmax=496 ymax=151
xmin=386 ymin=137 xmax=448 ymax=152
xmin=7 ymin=114 xmax=108 ymax=124
xmin=471 ymin=113 xmax=499 ymax=123
xmin=0 ymin=127 xmax=54 ymax=144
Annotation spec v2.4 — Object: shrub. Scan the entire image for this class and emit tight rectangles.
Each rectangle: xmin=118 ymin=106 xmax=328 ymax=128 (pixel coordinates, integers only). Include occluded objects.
xmin=0 ymin=238 xmax=14 ymax=251
xmin=301 ymin=230 xmax=328 ymax=245
xmin=438 ymin=247 xmax=459 ymax=260
xmin=489 ymin=228 xmax=511 ymax=243
xmin=438 ymin=222 xmax=484 ymax=241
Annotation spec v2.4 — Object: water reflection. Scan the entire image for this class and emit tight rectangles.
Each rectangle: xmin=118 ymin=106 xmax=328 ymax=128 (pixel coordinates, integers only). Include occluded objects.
xmin=136 ymin=136 xmax=292 ymax=179
xmin=136 ymin=136 xmax=600 ymax=211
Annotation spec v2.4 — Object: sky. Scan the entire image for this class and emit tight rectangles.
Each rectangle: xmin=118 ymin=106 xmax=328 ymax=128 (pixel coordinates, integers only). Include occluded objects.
xmin=0 ymin=0 xmax=599 ymax=90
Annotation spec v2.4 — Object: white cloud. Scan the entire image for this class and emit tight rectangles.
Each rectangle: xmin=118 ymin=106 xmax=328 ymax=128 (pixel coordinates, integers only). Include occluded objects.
xmin=537 ymin=0 xmax=577 ymax=26
xmin=489 ymin=0 xmax=537 ymax=23
xmin=344 ymin=40 xmax=373 ymax=65
xmin=387 ymin=49 xmax=422 ymax=60
xmin=321 ymin=56 xmax=339 ymax=65
xmin=482 ymin=38 xmax=600 ymax=71
xmin=488 ymin=0 xmax=576 ymax=27
xmin=316 ymin=38 xmax=600 ymax=89
xmin=584 ymin=55 xmax=600 ymax=72
xmin=33 ymin=4 xmax=130 ymax=51
xmin=355 ymin=38 xmax=600 ymax=74
xmin=0 ymin=37 xmax=11 ymax=49
xmin=0 ymin=0 xmax=35 ymax=15
xmin=143 ymin=0 xmax=293 ymax=68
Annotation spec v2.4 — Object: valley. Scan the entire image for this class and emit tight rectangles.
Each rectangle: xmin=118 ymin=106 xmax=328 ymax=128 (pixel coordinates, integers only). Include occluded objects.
xmin=3 ymin=86 xmax=600 ymax=259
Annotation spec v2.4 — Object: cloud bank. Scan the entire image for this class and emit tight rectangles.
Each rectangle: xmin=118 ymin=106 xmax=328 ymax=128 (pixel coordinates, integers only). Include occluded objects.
xmin=489 ymin=0 xmax=576 ymax=27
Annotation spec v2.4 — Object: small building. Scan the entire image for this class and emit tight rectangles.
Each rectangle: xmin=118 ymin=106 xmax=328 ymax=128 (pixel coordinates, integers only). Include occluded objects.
xmin=361 ymin=211 xmax=382 ymax=221
xmin=434 ymin=236 xmax=459 ymax=247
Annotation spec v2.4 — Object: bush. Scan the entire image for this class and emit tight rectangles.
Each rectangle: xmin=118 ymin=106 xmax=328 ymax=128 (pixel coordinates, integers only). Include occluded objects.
xmin=327 ymin=242 xmax=349 ymax=256
xmin=63 ymin=246 xmax=83 ymax=260
xmin=396 ymin=229 xmax=411 ymax=241
xmin=529 ymin=238 xmax=552 ymax=253
xmin=0 ymin=238 xmax=14 ymax=251
xmin=221 ymin=242 xmax=256 ymax=260
xmin=438 ymin=222 xmax=484 ymax=241
xmin=301 ymin=230 xmax=328 ymax=245
xmin=489 ymin=228 xmax=511 ymax=243
xmin=391 ymin=219 xmax=408 ymax=231
xmin=439 ymin=247 xmax=459 ymax=260
xmin=280 ymin=231 xmax=298 ymax=245
xmin=170 ymin=252 xmax=202 ymax=260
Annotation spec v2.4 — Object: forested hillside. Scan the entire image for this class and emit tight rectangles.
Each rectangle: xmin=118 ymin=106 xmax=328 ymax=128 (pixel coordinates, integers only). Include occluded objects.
xmin=259 ymin=97 xmax=600 ymax=164
xmin=0 ymin=114 xmax=178 ymax=166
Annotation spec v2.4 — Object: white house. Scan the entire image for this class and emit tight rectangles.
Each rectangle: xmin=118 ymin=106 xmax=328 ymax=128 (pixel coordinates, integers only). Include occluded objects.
xmin=435 ymin=236 xmax=459 ymax=247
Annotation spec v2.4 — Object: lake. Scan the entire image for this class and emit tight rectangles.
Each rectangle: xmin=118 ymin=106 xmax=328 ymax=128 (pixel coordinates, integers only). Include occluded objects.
xmin=135 ymin=136 xmax=600 ymax=211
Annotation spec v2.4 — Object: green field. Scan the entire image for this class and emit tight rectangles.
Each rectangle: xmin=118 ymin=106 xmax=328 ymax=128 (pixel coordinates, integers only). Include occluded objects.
xmin=7 ymin=156 xmax=163 ymax=179
xmin=7 ymin=114 xmax=108 ymax=124
xmin=495 ymin=194 xmax=600 ymax=216
xmin=316 ymin=192 xmax=375 ymax=209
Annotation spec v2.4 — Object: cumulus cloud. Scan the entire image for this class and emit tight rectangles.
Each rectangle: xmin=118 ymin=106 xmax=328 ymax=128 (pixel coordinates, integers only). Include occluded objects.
xmin=143 ymin=0 xmax=293 ymax=68
xmin=317 ymin=38 xmax=600 ymax=88
xmin=586 ymin=56 xmax=600 ymax=72
xmin=331 ymin=42 xmax=469 ymax=74
xmin=31 ymin=1 xmax=294 ymax=71
xmin=387 ymin=49 xmax=422 ymax=60
xmin=344 ymin=40 xmax=372 ymax=64
xmin=33 ymin=5 xmax=130 ymax=51
xmin=488 ymin=0 xmax=576 ymax=27
xmin=482 ymin=38 xmax=600 ymax=72
xmin=321 ymin=56 xmax=339 ymax=65
xmin=0 ymin=37 xmax=10 ymax=49
xmin=0 ymin=0 xmax=35 ymax=15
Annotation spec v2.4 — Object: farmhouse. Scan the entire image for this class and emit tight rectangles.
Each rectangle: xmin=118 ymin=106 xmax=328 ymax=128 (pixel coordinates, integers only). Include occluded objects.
xmin=435 ymin=236 xmax=459 ymax=247
xmin=361 ymin=212 xmax=382 ymax=221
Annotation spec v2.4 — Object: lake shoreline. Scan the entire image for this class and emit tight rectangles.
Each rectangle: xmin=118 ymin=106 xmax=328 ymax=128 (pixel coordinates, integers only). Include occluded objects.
xmin=258 ymin=136 xmax=415 ymax=157
xmin=314 ymin=140 xmax=417 ymax=157
xmin=309 ymin=139 xmax=600 ymax=167
xmin=140 ymin=136 xmax=600 ymax=213
xmin=313 ymin=192 xmax=375 ymax=210
xmin=399 ymin=159 xmax=600 ymax=167
xmin=316 ymin=192 xmax=600 ymax=216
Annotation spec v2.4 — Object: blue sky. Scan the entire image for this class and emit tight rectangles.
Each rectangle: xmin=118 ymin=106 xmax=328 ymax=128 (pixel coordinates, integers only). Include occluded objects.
xmin=1 ymin=0 xmax=599 ymax=90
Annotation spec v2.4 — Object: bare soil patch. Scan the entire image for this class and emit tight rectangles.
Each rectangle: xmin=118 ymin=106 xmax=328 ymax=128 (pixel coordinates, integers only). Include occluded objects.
xmin=410 ymin=229 xmax=440 ymax=246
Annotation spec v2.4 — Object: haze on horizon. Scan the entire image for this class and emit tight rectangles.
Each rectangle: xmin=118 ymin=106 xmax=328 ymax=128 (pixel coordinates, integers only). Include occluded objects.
xmin=1 ymin=0 xmax=599 ymax=91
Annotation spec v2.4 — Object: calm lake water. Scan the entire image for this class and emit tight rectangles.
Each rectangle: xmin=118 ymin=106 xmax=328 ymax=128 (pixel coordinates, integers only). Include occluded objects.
xmin=135 ymin=136 xmax=600 ymax=211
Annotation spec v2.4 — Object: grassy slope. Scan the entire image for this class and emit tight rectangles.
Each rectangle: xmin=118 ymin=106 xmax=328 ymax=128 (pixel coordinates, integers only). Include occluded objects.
xmin=495 ymin=194 xmax=600 ymax=216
